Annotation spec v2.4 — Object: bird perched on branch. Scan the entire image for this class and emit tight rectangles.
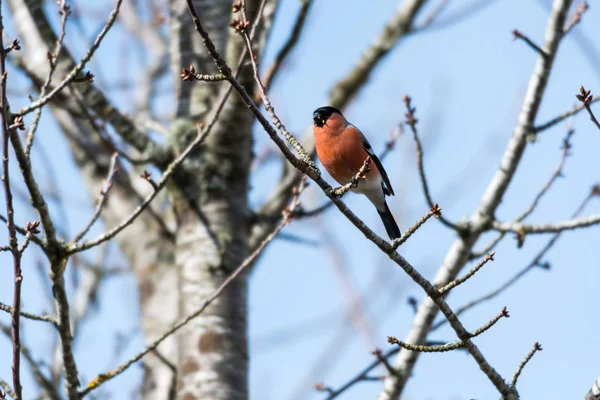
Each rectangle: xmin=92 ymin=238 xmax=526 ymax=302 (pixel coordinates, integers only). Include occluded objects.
xmin=312 ymin=106 xmax=401 ymax=240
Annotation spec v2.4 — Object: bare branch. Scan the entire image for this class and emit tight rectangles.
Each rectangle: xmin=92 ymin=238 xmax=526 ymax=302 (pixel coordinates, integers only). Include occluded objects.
xmin=403 ymin=95 xmax=461 ymax=231
xmin=69 ymin=153 xmax=118 ymax=244
xmin=438 ymin=252 xmax=495 ymax=294
xmin=259 ymin=0 xmax=314 ymax=98
xmin=0 ymin=323 xmax=60 ymax=400
xmin=79 ymin=178 xmax=306 ymax=397
xmin=471 ymin=125 xmax=574 ymax=258
xmin=563 ymin=1 xmax=588 ymax=35
xmin=391 ymin=203 xmax=441 ymax=249
xmin=381 ymin=1 xmax=574 ymax=397
xmin=0 ymin=24 xmax=24 ymax=400
xmin=329 ymin=0 xmax=428 ymax=107
xmin=388 ymin=306 xmax=508 ymax=353
xmin=433 ymin=189 xmax=595 ymax=332
xmin=511 ymin=342 xmax=542 ymax=388
xmin=534 ymin=97 xmax=599 ymax=133
xmin=248 ymin=0 xmax=427 ymax=253
xmin=186 ymin=5 xmax=517 ymax=397
xmin=491 ymin=214 xmax=600 ymax=234
xmin=65 ymin=125 xmax=209 ymax=255
xmin=24 ymin=0 xmax=71 ymax=156
xmin=323 ymin=347 xmax=401 ymax=400
xmin=512 ymin=29 xmax=547 ymax=56
xmin=0 ymin=302 xmax=57 ymax=325
xmin=14 ymin=0 xmax=123 ymax=118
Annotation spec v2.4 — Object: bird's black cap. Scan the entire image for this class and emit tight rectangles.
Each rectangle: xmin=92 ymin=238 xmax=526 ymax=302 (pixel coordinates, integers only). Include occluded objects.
xmin=313 ymin=106 xmax=343 ymax=127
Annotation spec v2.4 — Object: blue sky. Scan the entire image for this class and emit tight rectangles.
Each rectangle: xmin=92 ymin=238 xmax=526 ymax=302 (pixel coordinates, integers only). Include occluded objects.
xmin=1 ymin=0 xmax=599 ymax=399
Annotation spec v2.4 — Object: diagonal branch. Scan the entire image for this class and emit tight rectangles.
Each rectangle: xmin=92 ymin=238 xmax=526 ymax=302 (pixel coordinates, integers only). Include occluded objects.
xmin=79 ymin=177 xmax=307 ymax=397
xmin=403 ymin=95 xmax=461 ymax=231
xmin=380 ymin=1 xmax=574 ymax=397
xmin=388 ymin=306 xmax=509 ymax=353
xmin=433 ymin=188 xmax=595 ymax=332
xmin=185 ymin=4 xmax=517 ymax=398
xmin=14 ymin=0 xmax=123 ymax=118
xmin=258 ymin=0 xmax=314 ymax=99
xmin=24 ymin=0 xmax=70 ymax=157
xmin=249 ymin=0 xmax=428 ymax=251
xmin=510 ymin=342 xmax=542 ymax=388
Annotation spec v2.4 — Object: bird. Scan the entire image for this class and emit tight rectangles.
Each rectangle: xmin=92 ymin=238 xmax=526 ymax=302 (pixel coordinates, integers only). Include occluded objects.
xmin=312 ymin=106 xmax=401 ymax=240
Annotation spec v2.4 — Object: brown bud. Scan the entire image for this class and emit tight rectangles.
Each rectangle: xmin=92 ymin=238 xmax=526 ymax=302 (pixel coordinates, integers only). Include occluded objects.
xmin=25 ymin=220 xmax=41 ymax=234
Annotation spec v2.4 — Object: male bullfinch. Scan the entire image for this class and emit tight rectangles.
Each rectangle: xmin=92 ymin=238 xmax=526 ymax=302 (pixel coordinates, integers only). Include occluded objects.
xmin=312 ymin=106 xmax=401 ymax=240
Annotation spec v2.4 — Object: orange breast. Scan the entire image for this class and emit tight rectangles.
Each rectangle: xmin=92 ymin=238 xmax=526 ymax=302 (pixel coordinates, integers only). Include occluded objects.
xmin=314 ymin=124 xmax=380 ymax=185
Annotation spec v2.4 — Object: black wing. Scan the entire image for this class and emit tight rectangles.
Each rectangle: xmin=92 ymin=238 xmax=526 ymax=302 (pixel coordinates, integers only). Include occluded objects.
xmin=362 ymin=136 xmax=395 ymax=196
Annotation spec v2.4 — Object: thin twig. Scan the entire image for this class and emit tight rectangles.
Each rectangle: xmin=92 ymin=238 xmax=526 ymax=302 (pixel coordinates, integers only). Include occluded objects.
xmin=563 ymin=1 xmax=588 ymax=35
xmin=391 ymin=203 xmax=441 ymax=249
xmin=24 ymin=0 xmax=71 ymax=156
xmin=371 ymin=349 xmax=399 ymax=377
xmin=512 ymin=29 xmax=547 ymax=56
xmin=258 ymin=0 xmax=314 ymax=100
xmin=388 ymin=306 xmax=508 ymax=352
xmin=0 ymin=323 xmax=60 ymax=400
xmin=534 ymin=97 xmax=599 ymax=133
xmin=324 ymin=348 xmax=401 ymax=400
xmin=69 ymin=153 xmax=118 ymax=244
xmin=438 ymin=252 xmax=495 ymax=294
xmin=0 ymin=302 xmax=57 ymax=325
xmin=79 ymin=178 xmax=307 ymax=397
xmin=403 ymin=95 xmax=461 ymax=231
xmin=0 ymin=23 xmax=23 ymax=400
xmin=510 ymin=342 xmax=542 ymax=387
xmin=14 ymin=0 xmax=124 ymax=117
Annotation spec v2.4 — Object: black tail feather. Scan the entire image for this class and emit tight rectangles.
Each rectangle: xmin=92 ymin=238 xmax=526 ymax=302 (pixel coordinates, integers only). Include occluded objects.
xmin=377 ymin=202 xmax=401 ymax=240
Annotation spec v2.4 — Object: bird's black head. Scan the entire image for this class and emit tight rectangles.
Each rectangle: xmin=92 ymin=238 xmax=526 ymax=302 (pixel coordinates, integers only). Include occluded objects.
xmin=313 ymin=106 xmax=342 ymax=128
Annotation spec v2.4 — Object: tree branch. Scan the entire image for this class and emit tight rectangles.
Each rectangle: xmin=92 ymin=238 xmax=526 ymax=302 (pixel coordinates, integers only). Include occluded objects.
xmin=388 ymin=306 xmax=508 ymax=353
xmin=258 ymin=0 xmax=314 ymax=99
xmin=491 ymin=214 xmax=600 ymax=234
xmin=380 ymin=1 xmax=574 ymax=397
xmin=14 ymin=0 xmax=123 ymax=118
xmin=584 ymin=375 xmax=600 ymax=400
xmin=510 ymin=342 xmax=542 ymax=388
xmin=185 ymin=4 xmax=517 ymax=397
xmin=0 ymin=20 xmax=24 ymax=400
xmin=433 ymin=189 xmax=595 ymax=332
xmin=403 ymin=95 xmax=461 ymax=231
xmin=79 ymin=177 xmax=307 ymax=397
